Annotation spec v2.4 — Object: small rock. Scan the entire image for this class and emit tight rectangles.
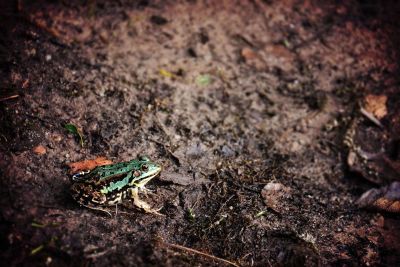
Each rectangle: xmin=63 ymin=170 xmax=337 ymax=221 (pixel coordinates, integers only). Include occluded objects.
xmin=87 ymin=121 xmax=99 ymax=132
xmin=26 ymin=48 xmax=36 ymax=56
xmin=261 ymin=182 xmax=291 ymax=211
xmin=221 ymin=145 xmax=235 ymax=157
xmin=45 ymin=54 xmax=52 ymax=61
xmin=33 ymin=145 xmax=46 ymax=155
xmin=186 ymin=143 xmax=205 ymax=159
xmin=290 ymin=140 xmax=302 ymax=152
xmin=52 ymin=133 xmax=63 ymax=142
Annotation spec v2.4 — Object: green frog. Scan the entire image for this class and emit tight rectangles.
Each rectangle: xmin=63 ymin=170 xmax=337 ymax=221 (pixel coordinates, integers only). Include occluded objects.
xmin=70 ymin=156 xmax=162 ymax=215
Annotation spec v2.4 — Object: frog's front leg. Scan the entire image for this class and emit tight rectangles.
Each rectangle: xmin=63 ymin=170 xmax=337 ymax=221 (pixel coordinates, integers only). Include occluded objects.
xmin=129 ymin=187 xmax=162 ymax=215
xmin=139 ymin=186 xmax=156 ymax=198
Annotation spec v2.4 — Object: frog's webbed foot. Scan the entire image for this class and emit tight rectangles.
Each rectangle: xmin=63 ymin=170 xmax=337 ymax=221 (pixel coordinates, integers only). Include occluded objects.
xmin=129 ymin=187 xmax=163 ymax=216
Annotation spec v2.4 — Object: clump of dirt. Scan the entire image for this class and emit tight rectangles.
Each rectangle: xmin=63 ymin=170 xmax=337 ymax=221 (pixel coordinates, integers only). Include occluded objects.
xmin=1 ymin=0 xmax=400 ymax=266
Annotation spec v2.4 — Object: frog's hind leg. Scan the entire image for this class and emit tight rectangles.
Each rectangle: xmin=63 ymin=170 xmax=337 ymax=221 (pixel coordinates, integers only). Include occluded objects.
xmin=129 ymin=187 xmax=162 ymax=215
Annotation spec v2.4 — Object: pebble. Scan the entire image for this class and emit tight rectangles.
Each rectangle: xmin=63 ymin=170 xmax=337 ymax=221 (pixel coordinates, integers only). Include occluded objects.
xmin=52 ymin=133 xmax=63 ymax=142
xmin=261 ymin=182 xmax=291 ymax=211
xmin=221 ymin=145 xmax=235 ymax=157
xmin=186 ymin=143 xmax=205 ymax=159
xmin=33 ymin=145 xmax=46 ymax=155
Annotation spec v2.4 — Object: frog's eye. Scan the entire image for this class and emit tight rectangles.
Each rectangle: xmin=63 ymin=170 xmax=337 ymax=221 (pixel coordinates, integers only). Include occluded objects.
xmin=141 ymin=164 xmax=149 ymax=172
xmin=134 ymin=170 xmax=141 ymax=177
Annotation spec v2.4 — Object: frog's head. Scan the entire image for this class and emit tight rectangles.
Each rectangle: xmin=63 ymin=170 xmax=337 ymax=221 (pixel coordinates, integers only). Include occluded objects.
xmin=133 ymin=156 xmax=162 ymax=187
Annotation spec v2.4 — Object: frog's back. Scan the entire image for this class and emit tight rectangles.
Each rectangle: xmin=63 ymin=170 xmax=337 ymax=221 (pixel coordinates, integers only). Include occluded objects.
xmin=93 ymin=160 xmax=140 ymax=182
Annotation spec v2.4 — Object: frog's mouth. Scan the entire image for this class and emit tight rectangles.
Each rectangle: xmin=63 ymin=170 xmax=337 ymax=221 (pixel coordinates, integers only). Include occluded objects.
xmin=136 ymin=167 xmax=161 ymax=188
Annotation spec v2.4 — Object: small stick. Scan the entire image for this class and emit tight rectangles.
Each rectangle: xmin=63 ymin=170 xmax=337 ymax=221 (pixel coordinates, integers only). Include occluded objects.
xmin=85 ymin=246 xmax=116 ymax=259
xmin=0 ymin=94 xmax=19 ymax=102
xmin=360 ymin=107 xmax=383 ymax=128
xmin=162 ymin=241 xmax=240 ymax=267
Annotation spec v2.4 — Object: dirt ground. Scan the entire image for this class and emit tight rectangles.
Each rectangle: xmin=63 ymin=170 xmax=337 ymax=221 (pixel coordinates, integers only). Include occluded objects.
xmin=1 ymin=0 xmax=400 ymax=266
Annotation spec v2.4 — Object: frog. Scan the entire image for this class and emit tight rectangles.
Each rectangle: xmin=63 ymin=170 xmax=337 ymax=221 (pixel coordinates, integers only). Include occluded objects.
xmin=70 ymin=156 xmax=162 ymax=215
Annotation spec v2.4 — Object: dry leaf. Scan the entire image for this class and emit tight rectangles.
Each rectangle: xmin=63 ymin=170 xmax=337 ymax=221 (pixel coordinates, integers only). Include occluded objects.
xmin=64 ymin=123 xmax=84 ymax=147
xmin=241 ymin=47 xmax=257 ymax=60
xmin=264 ymin=44 xmax=293 ymax=59
xmin=364 ymin=94 xmax=387 ymax=119
xmin=195 ymin=74 xmax=212 ymax=86
xmin=159 ymin=69 xmax=175 ymax=78
xmin=68 ymin=157 xmax=113 ymax=174
xmin=33 ymin=145 xmax=46 ymax=155
xmin=356 ymin=181 xmax=400 ymax=213
xmin=241 ymin=47 xmax=266 ymax=70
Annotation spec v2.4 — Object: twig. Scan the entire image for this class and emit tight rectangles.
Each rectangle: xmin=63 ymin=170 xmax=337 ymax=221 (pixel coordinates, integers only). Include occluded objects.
xmin=227 ymin=179 xmax=260 ymax=193
xmin=162 ymin=241 xmax=240 ymax=267
xmin=0 ymin=94 xmax=19 ymax=102
xmin=360 ymin=107 xmax=383 ymax=128
xmin=216 ymin=194 xmax=235 ymax=215
xmin=30 ymin=244 xmax=44 ymax=255
xmin=85 ymin=246 xmax=116 ymax=259
xmin=29 ymin=17 xmax=69 ymax=45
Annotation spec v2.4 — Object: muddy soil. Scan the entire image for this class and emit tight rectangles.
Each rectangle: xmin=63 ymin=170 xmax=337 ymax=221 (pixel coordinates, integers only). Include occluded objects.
xmin=1 ymin=1 xmax=400 ymax=266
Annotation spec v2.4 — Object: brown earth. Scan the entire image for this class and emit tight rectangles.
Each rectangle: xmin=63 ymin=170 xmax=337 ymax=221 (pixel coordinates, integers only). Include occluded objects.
xmin=1 ymin=0 xmax=400 ymax=266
